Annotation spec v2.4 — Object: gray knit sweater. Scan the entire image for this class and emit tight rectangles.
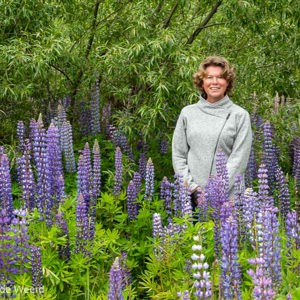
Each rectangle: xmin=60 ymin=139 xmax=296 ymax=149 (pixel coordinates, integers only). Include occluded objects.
xmin=172 ymin=95 xmax=252 ymax=192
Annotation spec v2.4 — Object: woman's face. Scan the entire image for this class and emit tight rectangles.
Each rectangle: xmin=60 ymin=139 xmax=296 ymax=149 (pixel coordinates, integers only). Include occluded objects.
xmin=202 ymin=66 xmax=228 ymax=103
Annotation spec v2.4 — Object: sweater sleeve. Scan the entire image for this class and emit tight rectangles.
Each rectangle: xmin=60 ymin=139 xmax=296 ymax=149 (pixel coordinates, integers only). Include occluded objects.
xmin=172 ymin=111 xmax=198 ymax=191
xmin=226 ymin=111 xmax=253 ymax=190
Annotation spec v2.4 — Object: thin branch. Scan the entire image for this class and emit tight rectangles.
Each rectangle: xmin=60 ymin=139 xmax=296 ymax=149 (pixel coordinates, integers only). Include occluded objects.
xmin=162 ymin=1 xmax=179 ymax=29
xmin=185 ymin=0 xmax=223 ymax=46
xmin=48 ymin=63 xmax=74 ymax=86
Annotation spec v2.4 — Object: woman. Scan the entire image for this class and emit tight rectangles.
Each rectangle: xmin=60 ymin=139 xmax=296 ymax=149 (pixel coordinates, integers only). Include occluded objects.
xmin=172 ymin=56 xmax=252 ymax=202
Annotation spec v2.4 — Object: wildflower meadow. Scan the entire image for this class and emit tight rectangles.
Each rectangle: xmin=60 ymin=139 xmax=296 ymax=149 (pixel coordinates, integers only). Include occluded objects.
xmin=0 ymin=89 xmax=300 ymax=300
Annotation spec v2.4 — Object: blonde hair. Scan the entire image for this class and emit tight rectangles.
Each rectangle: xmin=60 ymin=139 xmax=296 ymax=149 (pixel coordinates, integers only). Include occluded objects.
xmin=192 ymin=56 xmax=236 ymax=98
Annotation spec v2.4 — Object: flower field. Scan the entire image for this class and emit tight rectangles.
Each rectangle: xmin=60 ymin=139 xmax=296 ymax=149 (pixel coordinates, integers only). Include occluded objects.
xmin=0 ymin=98 xmax=300 ymax=300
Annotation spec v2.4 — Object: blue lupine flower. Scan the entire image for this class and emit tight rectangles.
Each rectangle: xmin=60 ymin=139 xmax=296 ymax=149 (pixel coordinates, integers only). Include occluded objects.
xmin=138 ymin=152 xmax=147 ymax=180
xmin=245 ymin=140 xmax=257 ymax=188
xmin=257 ymin=164 xmax=273 ymax=208
xmin=92 ymin=139 xmax=101 ymax=198
xmin=31 ymin=246 xmax=43 ymax=293
xmin=17 ymin=139 xmax=36 ymax=211
xmin=133 ymin=171 xmax=142 ymax=194
xmin=285 ymin=210 xmax=300 ymax=250
xmin=152 ymin=213 xmax=163 ymax=258
xmin=108 ymin=257 xmax=124 ymax=300
xmin=144 ymin=158 xmax=154 ymax=201
xmin=127 ymin=180 xmax=139 ymax=221
xmin=275 ymin=166 xmax=290 ymax=221
xmin=17 ymin=120 xmax=26 ymax=153
xmin=160 ymin=176 xmax=173 ymax=219
xmin=114 ymin=147 xmax=123 ymax=196
xmin=56 ymin=212 xmax=71 ymax=260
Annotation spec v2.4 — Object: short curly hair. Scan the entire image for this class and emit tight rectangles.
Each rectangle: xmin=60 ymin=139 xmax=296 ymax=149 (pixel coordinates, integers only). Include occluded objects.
xmin=192 ymin=56 xmax=236 ymax=98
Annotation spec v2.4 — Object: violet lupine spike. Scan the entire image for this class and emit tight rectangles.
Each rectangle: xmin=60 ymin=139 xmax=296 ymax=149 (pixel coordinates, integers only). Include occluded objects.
xmin=127 ymin=180 xmax=139 ymax=221
xmin=220 ymin=214 xmax=242 ymax=300
xmin=191 ymin=234 xmax=212 ymax=299
xmin=60 ymin=121 xmax=76 ymax=173
xmin=45 ymin=123 xmax=64 ymax=225
xmin=0 ymin=209 xmax=15 ymax=292
xmin=17 ymin=139 xmax=36 ymax=211
xmin=116 ymin=131 xmax=134 ymax=161
xmin=242 ymin=188 xmax=259 ymax=247
xmin=77 ymin=154 xmax=90 ymax=210
xmin=31 ymin=246 xmax=43 ymax=294
xmin=57 ymin=103 xmax=67 ymax=129
xmin=292 ymin=137 xmax=300 ymax=189
xmin=120 ymin=251 xmax=132 ymax=287
xmin=32 ymin=116 xmax=49 ymax=218
xmin=90 ymin=79 xmax=101 ymax=135
xmin=160 ymin=176 xmax=173 ymax=219
xmin=133 ymin=171 xmax=142 ymax=195
xmin=275 ymin=166 xmax=290 ymax=221
xmin=17 ymin=120 xmax=26 ymax=153
xmin=108 ymin=124 xmax=118 ymax=146
xmin=75 ymin=193 xmax=90 ymax=256
xmin=196 ymin=188 xmax=208 ymax=222
xmin=245 ymin=140 xmax=257 ymax=188
xmin=262 ymin=122 xmax=278 ymax=191
xmin=177 ymin=290 xmax=191 ymax=300
xmin=114 ymin=147 xmax=123 ymax=196
xmin=83 ymin=142 xmax=93 ymax=191
xmin=144 ymin=158 xmax=155 ymax=201
xmin=181 ymin=183 xmax=193 ymax=224
xmin=215 ymin=151 xmax=229 ymax=200
xmin=56 ymin=212 xmax=71 ymax=260
xmin=247 ymin=258 xmax=275 ymax=300
xmin=11 ymin=209 xmax=30 ymax=275
xmin=173 ymin=173 xmax=184 ymax=217
xmin=92 ymin=139 xmax=101 ymax=198
xmin=285 ymin=210 xmax=300 ymax=250
xmin=152 ymin=213 xmax=164 ymax=259
xmin=108 ymin=257 xmax=124 ymax=300
xmin=138 ymin=152 xmax=147 ymax=180
xmin=257 ymin=164 xmax=273 ymax=208
xmin=159 ymin=136 xmax=168 ymax=155
xmin=0 ymin=149 xmax=14 ymax=217
xmin=256 ymin=205 xmax=282 ymax=289
xmin=206 ymin=176 xmax=227 ymax=257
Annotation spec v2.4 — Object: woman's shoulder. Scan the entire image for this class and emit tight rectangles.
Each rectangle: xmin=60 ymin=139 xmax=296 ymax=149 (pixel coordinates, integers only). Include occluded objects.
xmin=230 ymin=102 xmax=250 ymax=117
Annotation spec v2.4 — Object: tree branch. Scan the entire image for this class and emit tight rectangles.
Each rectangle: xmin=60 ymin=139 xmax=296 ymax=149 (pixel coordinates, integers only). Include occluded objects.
xmin=162 ymin=1 xmax=179 ymax=29
xmin=185 ymin=0 xmax=223 ymax=46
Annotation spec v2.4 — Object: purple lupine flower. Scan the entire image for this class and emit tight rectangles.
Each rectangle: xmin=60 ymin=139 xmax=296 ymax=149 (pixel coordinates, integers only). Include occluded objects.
xmin=152 ymin=213 xmax=163 ymax=259
xmin=75 ymin=193 xmax=90 ymax=256
xmin=285 ymin=210 xmax=300 ymax=250
xmin=234 ymin=175 xmax=245 ymax=246
xmin=0 ymin=148 xmax=14 ymax=217
xmin=292 ymin=137 xmax=300 ymax=189
xmin=247 ymin=258 xmax=275 ymax=300
xmin=92 ymin=139 xmax=101 ymax=198
xmin=177 ymin=290 xmax=191 ymax=300
xmin=220 ymin=214 xmax=242 ymax=299
xmin=83 ymin=142 xmax=93 ymax=189
xmin=257 ymin=164 xmax=273 ymax=208
xmin=206 ymin=175 xmax=227 ymax=257
xmin=17 ymin=120 xmax=26 ymax=153
xmin=275 ymin=167 xmax=290 ymax=221
xmin=191 ymin=234 xmax=212 ymax=299
xmin=173 ymin=173 xmax=184 ymax=217
xmin=181 ymin=183 xmax=193 ymax=224
xmin=138 ymin=152 xmax=147 ymax=180
xmin=120 ymin=252 xmax=131 ymax=287
xmin=262 ymin=122 xmax=278 ymax=191
xmin=90 ymin=79 xmax=101 ymax=135
xmin=77 ymin=154 xmax=90 ymax=211
xmin=56 ymin=212 xmax=71 ymax=260
xmin=242 ymin=188 xmax=259 ymax=247
xmin=108 ymin=124 xmax=118 ymax=146
xmin=196 ymin=188 xmax=208 ymax=223
xmin=215 ymin=151 xmax=229 ymax=200
xmin=160 ymin=176 xmax=173 ymax=219
xmin=245 ymin=140 xmax=257 ymax=188
xmin=256 ymin=205 xmax=282 ymax=288
xmin=114 ymin=147 xmax=123 ymax=196
xmin=133 ymin=171 xmax=142 ymax=194
xmin=57 ymin=103 xmax=67 ymax=129
xmin=108 ymin=257 xmax=124 ymax=300
xmin=17 ymin=139 xmax=36 ymax=211
xmin=159 ymin=136 xmax=168 ymax=155
xmin=116 ymin=130 xmax=134 ymax=161
xmin=144 ymin=158 xmax=154 ymax=201
xmin=11 ymin=209 xmax=30 ymax=275
xmin=60 ymin=121 xmax=76 ymax=173
xmin=127 ymin=180 xmax=139 ymax=221
xmin=45 ymin=123 xmax=64 ymax=225
xmin=31 ymin=246 xmax=43 ymax=294
xmin=32 ymin=116 xmax=49 ymax=218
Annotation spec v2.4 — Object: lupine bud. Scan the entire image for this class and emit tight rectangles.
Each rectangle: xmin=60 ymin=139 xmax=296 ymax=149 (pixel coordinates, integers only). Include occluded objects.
xmin=114 ymin=147 xmax=123 ymax=196
xmin=144 ymin=158 xmax=154 ymax=201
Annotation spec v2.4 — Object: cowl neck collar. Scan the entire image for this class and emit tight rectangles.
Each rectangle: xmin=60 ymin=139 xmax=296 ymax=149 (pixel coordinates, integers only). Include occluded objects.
xmin=196 ymin=95 xmax=233 ymax=118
